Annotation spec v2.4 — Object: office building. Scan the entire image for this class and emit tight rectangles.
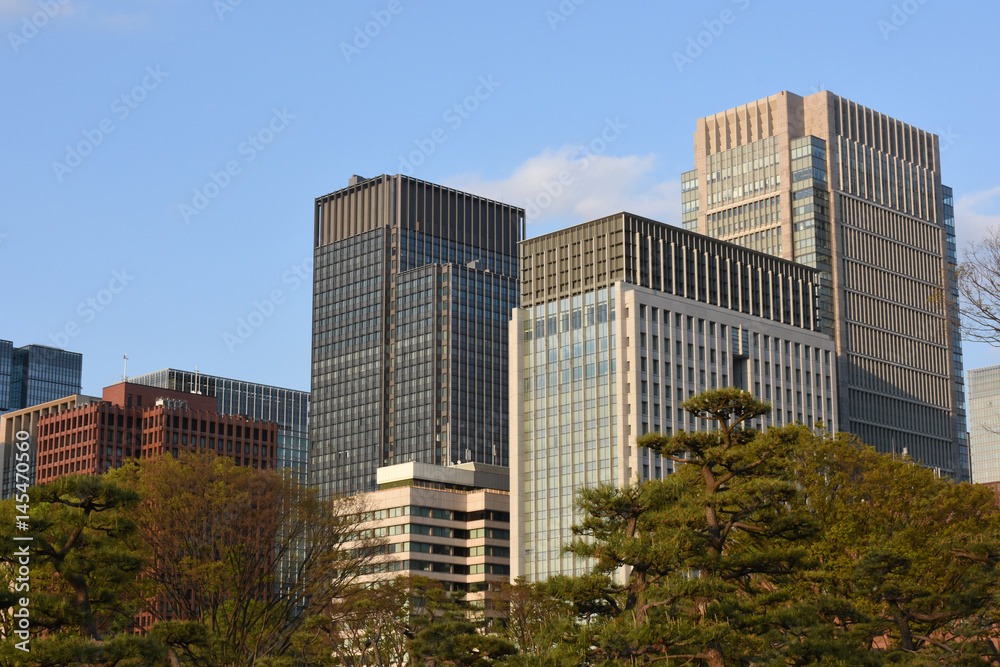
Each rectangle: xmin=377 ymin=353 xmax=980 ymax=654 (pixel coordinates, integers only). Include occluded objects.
xmin=967 ymin=364 xmax=1000 ymax=484
xmin=129 ymin=368 xmax=309 ymax=483
xmin=0 ymin=340 xmax=11 ymax=414
xmin=0 ymin=393 xmax=98 ymax=497
xmin=681 ymin=91 xmax=968 ymax=480
xmin=509 ymin=212 xmax=837 ymax=581
xmin=981 ymin=481 xmax=1000 ymax=507
xmin=0 ymin=341 xmax=83 ymax=415
xmin=311 ymin=175 xmax=522 ymax=499
xmin=350 ymin=461 xmax=510 ymax=601
xmin=34 ymin=381 xmax=278 ymax=484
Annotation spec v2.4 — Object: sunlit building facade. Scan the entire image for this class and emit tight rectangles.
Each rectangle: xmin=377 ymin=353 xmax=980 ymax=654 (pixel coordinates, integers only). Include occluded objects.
xmin=682 ymin=91 xmax=968 ymax=480
xmin=968 ymin=365 xmax=1000 ymax=484
xmin=510 ymin=212 xmax=837 ymax=581
xmin=129 ymin=368 xmax=309 ymax=484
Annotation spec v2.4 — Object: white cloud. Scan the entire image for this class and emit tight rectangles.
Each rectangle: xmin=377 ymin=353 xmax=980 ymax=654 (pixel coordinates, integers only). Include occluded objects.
xmin=955 ymin=185 xmax=1000 ymax=246
xmin=445 ymin=145 xmax=681 ymax=234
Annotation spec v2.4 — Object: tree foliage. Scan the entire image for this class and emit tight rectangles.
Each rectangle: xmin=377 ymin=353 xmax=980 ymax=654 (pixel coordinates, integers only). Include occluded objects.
xmin=6 ymin=391 xmax=1000 ymax=666
xmin=0 ymin=475 xmax=193 ymax=666
xmin=109 ymin=452 xmax=382 ymax=666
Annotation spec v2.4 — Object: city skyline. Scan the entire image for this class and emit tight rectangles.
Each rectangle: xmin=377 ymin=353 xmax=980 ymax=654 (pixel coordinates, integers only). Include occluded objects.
xmin=4 ymin=2 xmax=1000 ymax=395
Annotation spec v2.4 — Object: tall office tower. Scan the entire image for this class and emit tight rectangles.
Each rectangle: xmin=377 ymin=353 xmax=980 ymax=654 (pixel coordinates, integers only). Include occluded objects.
xmin=130 ymin=368 xmax=309 ymax=484
xmin=312 ymin=175 xmax=523 ymax=499
xmin=967 ymin=365 xmax=1000 ymax=484
xmin=682 ymin=91 xmax=968 ymax=481
xmin=510 ymin=212 xmax=837 ymax=581
xmin=0 ymin=340 xmax=12 ymax=413
xmin=0 ymin=341 xmax=83 ymax=415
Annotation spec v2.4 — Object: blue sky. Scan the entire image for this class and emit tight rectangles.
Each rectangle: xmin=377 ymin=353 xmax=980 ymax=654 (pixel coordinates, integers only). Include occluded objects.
xmin=2 ymin=0 xmax=999 ymax=395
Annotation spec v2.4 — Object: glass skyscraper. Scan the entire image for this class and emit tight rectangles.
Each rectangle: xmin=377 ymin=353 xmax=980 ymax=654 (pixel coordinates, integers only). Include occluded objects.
xmin=129 ymin=368 xmax=309 ymax=483
xmin=682 ymin=91 xmax=968 ymax=481
xmin=0 ymin=341 xmax=82 ymax=415
xmin=510 ymin=212 xmax=836 ymax=581
xmin=0 ymin=340 xmax=11 ymax=414
xmin=311 ymin=175 xmax=522 ymax=499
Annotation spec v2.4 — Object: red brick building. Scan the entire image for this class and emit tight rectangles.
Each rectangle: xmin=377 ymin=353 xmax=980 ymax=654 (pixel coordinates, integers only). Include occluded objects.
xmin=982 ymin=481 xmax=1000 ymax=507
xmin=35 ymin=382 xmax=277 ymax=483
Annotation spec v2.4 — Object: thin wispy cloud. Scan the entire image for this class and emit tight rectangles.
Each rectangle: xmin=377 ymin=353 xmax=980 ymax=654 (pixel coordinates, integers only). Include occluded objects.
xmin=0 ymin=0 xmax=146 ymax=30
xmin=446 ymin=146 xmax=681 ymax=234
xmin=955 ymin=185 xmax=1000 ymax=246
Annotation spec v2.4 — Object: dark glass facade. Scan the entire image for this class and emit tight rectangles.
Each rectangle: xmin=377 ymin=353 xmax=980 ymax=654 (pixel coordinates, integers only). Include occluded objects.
xmin=312 ymin=175 xmax=523 ymax=499
xmin=0 ymin=340 xmax=11 ymax=414
xmin=128 ymin=368 xmax=310 ymax=484
xmin=2 ymin=344 xmax=82 ymax=414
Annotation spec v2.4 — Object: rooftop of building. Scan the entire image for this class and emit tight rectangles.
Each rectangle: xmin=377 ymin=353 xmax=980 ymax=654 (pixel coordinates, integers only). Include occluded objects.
xmin=521 ymin=210 xmax=817 ymax=277
xmin=129 ymin=368 xmax=308 ymax=395
xmin=315 ymin=173 xmax=526 ymax=214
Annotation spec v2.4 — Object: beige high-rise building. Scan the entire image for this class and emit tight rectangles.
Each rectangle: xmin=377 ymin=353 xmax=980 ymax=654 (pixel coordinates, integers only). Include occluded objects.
xmin=510 ymin=212 xmax=837 ymax=581
xmin=682 ymin=91 xmax=967 ymax=480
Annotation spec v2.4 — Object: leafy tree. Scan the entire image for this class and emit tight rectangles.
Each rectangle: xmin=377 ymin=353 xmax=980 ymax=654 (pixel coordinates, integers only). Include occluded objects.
xmin=0 ymin=475 xmax=197 ymax=666
xmin=404 ymin=577 xmax=516 ymax=666
xmin=561 ymin=388 xmax=866 ymax=665
xmin=325 ymin=576 xmax=413 ymax=667
xmin=322 ymin=576 xmax=516 ymax=666
xmin=791 ymin=432 xmax=1000 ymax=664
xmin=490 ymin=576 xmax=575 ymax=661
xmin=109 ymin=453 xmax=382 ymax=666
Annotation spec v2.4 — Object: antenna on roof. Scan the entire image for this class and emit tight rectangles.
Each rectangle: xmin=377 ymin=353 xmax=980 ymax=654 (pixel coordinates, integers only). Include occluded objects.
xmin=122 ymin=354 xmax=128 ymax=382
xmin=193 ymin=365 xmax=201 ymax=394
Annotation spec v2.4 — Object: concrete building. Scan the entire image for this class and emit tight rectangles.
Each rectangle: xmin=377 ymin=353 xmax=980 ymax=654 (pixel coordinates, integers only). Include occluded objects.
xmin=0 ymin=393 xmax=99 ymax=497
xmin=509 ymin=212 xmax=837 ymax=581
xmin=0 ymin=341 xmax=82 ymax=415
xmin=981 ymin=481 xmax=1000 ymax=507
xmin=311 ymin=175 xmax=523 ymax=499
xmin=34 ymin=382 xmax=277 ymax=484
xmin=350 ymin=461 xmax=510 ymax=601
xmin=129 ymin=368 xmax=309 ymax=484
xmin=680 ymin=90 xmax=967 ymax=481
xmin=967 ymin=365 xmax=1000 ymax=484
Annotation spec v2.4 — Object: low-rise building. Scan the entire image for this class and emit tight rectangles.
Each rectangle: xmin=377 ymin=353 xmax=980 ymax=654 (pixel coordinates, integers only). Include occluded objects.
xmin=0 ymin=393 xmax=99 ymax=497
xmin=35 ymin=382 xmax=277 ymax=484
xmin=351 ymin=461 xmax=510 ymax=607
